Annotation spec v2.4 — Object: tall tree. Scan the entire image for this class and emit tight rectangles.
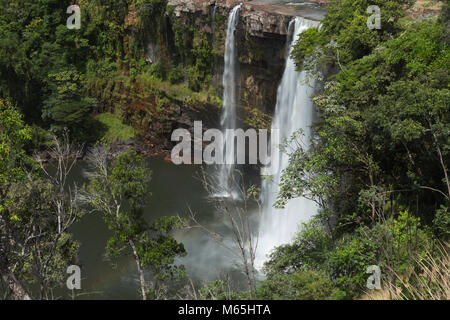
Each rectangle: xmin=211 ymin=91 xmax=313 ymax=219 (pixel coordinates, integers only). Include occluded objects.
xmin=0 ymin=99 xmax=33 ymax=299
xmin=1 ymin=100 xmax=84 ymax=299
xmin=82 ymin=146 xmax=186 ymax=300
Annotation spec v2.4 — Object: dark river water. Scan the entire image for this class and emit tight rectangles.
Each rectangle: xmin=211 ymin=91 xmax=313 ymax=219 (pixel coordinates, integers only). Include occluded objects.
xmin=66 ymin=156 xmax=260 ymax=300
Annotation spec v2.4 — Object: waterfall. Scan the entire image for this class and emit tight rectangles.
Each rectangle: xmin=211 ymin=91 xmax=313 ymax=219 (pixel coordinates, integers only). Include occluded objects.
xmin=215 ymin=4 xmax=242 ymax=197
xmin=256 ymin=17 xmax=320 ymax=268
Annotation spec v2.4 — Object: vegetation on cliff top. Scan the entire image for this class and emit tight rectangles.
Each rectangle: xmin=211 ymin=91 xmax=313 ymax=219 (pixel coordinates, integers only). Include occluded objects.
xmin=259 ymin=0 xmax=449 ymax=299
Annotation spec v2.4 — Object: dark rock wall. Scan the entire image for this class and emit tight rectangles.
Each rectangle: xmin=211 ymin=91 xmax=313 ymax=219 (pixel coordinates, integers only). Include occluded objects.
xmin=166 ymin=0 xmax=326 ymax=119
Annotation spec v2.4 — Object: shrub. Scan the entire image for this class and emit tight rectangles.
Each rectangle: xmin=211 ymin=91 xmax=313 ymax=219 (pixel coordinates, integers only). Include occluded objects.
xmin=148 ymin=62 xmax=164 ymax=79
xmin=433 ymin=206 xmax=450 ymax=240
xmin=263 ymin=216 xmax=333 ymax=278
xmin=96 ymin=112 xmax=135 ymax=143
xmin=256 ymin=270 xmax=346 ymax=300
xmin=326 ymin=232 xmax=381 ymax=299
xmin=199 ymin=280 xmax=240 ymax=300
xmin=187 ymin=65 xmax=202 ymax=92
xmin=387 ymin=242 xmax=450 ymax=300
xmin=168 ymin=64 xmax=184 ymax=84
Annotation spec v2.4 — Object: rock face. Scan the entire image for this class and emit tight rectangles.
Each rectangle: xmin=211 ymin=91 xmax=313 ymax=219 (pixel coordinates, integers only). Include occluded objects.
xmin=405 ymin=1 xmax=443 ymax=19
xmin=168 ymin=0 xmax=292 ymax=36
xmin=168 ymin=0 xmax=324 ymax=37
xmin=167 ymin=0 xmax=325 ymax=116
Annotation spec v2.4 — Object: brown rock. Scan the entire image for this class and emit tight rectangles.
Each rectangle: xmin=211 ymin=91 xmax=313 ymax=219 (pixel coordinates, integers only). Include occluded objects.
xmin=168 ymin=0 xmax=325 ymax=37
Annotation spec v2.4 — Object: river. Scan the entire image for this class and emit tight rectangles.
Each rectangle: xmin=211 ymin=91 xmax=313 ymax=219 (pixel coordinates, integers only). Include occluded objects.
xmin=67 ymin=156 xmax=259 ymax=300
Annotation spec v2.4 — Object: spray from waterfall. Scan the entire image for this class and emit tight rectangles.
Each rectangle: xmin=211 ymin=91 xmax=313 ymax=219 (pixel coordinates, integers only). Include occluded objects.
xmin=215 ymin=4 xmax=242 ymax=198
xmin=256 ymin=17 xmax=320 ymax=269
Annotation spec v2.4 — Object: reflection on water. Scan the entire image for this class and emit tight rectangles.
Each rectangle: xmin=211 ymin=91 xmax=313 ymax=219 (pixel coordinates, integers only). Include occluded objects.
xmin=68 ymin=156 xmax=258 ymax=300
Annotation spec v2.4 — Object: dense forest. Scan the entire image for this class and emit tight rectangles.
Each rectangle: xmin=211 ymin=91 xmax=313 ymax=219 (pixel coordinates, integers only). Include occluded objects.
xmin=0 ymin=0 xmax=448 ymax=300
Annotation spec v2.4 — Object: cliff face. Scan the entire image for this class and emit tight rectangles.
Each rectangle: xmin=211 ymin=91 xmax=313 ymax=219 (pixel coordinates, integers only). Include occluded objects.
xmin=166 ymin=0 xmax=325 ymax=117
xmin=120 ymin=1 xmax=325 ymax=154
xmin=168 ymin=0 xmax=324 ymax=36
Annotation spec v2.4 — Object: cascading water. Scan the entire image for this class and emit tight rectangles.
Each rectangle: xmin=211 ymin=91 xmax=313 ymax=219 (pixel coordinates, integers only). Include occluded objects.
xmin=216 ymin=4 xmax=242 ymax=197
xmin=256 ymin=17 xmax=320 ymax=268
xmin=211 ymin=5 xmax=218 ymax=81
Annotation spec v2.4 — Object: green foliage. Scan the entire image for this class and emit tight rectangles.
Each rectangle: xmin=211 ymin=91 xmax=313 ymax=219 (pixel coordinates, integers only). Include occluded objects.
xmin=433 ymin=206 xmax=450 ymax=240
xmin=0 ymin=0 xmax=219 ymax=147
xmin=280 ymin=18 xmax=449 ymax=229
xmin=28 ymin=124 xmax=54 ymax=151
xmin=168 ymin=64 xmax=184 ymax=84
xmin=42 ymin=68 xmax=98 ymax=139
xmin=192 ymin=32 xmax=213 ymax=80
xmin=1 ymin=118 xmax=84 ymax=298
xmin=243 ymin=107 xmax=272 ymax=130
xmin=263 ymin=217 xmax=333 ymax=278
xmin=13 ymin=181 xmax=81 ymax=292
xmin=1 ymin=0 xmax=448 ymax=300
xmin=263 ymin=209 xmax=435 ymax=299
xmin=273 ymin=15 xmax=449 ymax=295
xmin=245 ymin=35 xmax=263 ymax=64
xmin=96 ymin=112 xmax=135 ymax=143
xmin=326 ymin=231 xmax=381 ymax=298
xmin=186 ymin=65 xmax=203 ymax=92
xmin=85 ymin=148 xmax=186 ymax=291
xmin=292 ymin=0 xmax=410 ymax=70
xmin=167 ymin=8 xmax=214 ymax=92
xmin=291 ymin=27 xmax=324 ymax=68
xmin=0 ymin=0 xmax=143 ymax=143
xmin=0 ymin=99 xmax=32 ymax=211
xmin=149 ymin=62 xmax=165 ymax=79
xmin=257 ymin=270 xmax=345 ymax=300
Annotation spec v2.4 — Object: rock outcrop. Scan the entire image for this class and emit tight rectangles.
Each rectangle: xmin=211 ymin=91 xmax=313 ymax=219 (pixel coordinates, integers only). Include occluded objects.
xmin=168 ymin=0 xmax=325 ymax=37
xmin=167 ymin=0 xmax=325 ymax=116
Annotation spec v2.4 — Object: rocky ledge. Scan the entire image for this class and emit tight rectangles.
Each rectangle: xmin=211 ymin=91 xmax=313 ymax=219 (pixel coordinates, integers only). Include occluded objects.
xmin=168 ymin=0 xmax=326 ymax=37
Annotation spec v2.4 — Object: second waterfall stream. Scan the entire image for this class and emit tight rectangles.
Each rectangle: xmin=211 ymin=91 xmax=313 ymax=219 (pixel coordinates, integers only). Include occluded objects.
xmin=256 ymin=17 xmax=321 ymax=269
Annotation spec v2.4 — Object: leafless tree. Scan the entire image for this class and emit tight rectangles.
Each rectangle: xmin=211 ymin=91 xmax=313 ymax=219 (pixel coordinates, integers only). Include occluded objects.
xmin=0 ymin=131 xmax=84 ymax=300
xmin=79 ymin=144 xmax=154 ymax=301
xmin=176 ymin=273 xmax=240 ymax=300
xmin=33 ymin=131 xmax=84 ymax=299
xmin=188 ymin=167 xmax=262 ymax=298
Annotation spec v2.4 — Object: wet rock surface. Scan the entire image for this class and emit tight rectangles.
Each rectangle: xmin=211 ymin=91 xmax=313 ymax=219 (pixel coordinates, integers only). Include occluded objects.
xmin=168 ymin=0 xmax=325 ymax=37
xmin=166 ymin=1 xmax=325 ymax=116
